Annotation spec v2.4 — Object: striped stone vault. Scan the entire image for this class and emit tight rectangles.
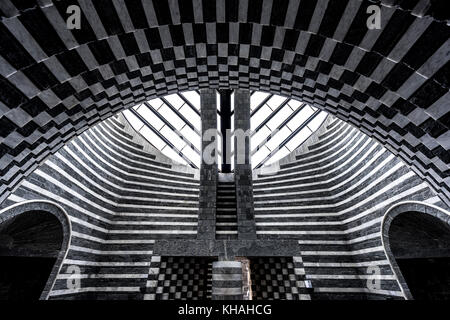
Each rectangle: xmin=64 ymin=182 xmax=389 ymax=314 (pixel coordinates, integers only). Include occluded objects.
xmin=0 ymin=0 xmax=449 ymax=206
xmin=0 ymin=0 xmax=449 ymax=300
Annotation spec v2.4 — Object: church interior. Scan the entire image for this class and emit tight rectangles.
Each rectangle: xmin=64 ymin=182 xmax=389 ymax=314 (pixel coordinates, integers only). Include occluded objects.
xmin=0 ymin=0 xmax=449 ymax=301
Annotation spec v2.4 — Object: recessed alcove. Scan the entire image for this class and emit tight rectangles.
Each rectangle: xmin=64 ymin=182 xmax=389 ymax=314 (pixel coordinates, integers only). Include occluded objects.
xmin=388 ymin=211 xmax=450 ymax=300
xmin=0 ymin=210 xmax=63 ymax=300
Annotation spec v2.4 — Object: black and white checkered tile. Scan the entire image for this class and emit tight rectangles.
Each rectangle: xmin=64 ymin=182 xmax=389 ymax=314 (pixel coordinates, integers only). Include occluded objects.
xmin=144 ymin=256 xmax=213 ymax=300
xmin=0 ymin=0 xmax=448 ymax=207
xmin=250 ymin=256 xmax=310 ymax=300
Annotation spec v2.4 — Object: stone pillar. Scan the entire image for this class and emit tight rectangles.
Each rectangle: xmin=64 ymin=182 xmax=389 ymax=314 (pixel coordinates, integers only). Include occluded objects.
xmin=236 ymin=257 xmax=252 ymax=300
xmin=197 ymin=89 xmax=217 ymax=240
xmin=234 ymin=89 xmax=256 ymax=240
xmin=212 ymin=260 xmax=243 ymax=300
xmin=219 ymin=90 xmax=232 ymax=173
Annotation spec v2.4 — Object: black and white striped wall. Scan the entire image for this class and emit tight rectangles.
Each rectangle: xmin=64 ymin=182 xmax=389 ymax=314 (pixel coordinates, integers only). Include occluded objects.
xmin=1 ymin=113 xmax=200 ymax=299
xmin=254 ymin=115 xmax=449 ymax=300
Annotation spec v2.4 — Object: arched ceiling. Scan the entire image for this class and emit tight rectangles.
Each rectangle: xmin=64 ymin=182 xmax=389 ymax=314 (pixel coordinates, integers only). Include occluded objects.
xmin=0 ymin=0 xmax=448 ymax=204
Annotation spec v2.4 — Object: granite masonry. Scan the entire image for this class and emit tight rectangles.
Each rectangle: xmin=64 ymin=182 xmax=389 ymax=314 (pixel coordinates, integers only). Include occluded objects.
xmin=1 ymin=112 xmax=448 ymax=300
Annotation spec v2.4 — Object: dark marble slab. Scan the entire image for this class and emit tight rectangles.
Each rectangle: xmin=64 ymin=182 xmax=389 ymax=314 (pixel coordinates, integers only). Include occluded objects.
xmin=153 ymin=239 xmax=301 ymax=257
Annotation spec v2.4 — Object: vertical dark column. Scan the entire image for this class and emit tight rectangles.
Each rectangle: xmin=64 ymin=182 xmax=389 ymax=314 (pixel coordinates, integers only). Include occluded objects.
xmin=219 ymin=90 xmax=232 ymax=173
xmin=197 ymin=89 xmax=218 ymax=240
xmin=234 ymin=89 xmax=256 ymax=240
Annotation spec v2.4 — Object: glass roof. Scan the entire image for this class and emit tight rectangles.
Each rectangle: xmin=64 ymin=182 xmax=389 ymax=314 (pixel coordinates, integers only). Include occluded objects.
xmin=122 ymin=91 xmax=327 ymax=169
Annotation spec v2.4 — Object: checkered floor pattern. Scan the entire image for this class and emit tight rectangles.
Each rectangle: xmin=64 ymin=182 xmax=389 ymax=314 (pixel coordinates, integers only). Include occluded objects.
xmin=250 ymin=257 xmax=307 ymax=300
xmin=152 ymin=256 xmax=213 ymax=300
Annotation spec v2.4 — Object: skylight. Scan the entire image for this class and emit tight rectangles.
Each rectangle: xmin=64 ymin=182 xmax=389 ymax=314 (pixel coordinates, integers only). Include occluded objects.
xmin=122 ymin=91 xmax=327 ymax=169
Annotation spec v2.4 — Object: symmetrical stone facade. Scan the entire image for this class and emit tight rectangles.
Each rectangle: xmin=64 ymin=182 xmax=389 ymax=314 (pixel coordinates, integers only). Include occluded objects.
xmin=1 ymin=112 xmax=447 ymax=300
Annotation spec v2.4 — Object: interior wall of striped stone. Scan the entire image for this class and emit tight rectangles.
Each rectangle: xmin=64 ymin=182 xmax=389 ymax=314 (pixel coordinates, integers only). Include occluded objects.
xmin=1 ymin=109 xmax=448 ymax=300
xmin=144 ymin=256 xmax=213 ymax=300
xmin=0 ymin=113 xmax=200 ymax=300
xmin=253 ymin=115 xmax=450 ymax=300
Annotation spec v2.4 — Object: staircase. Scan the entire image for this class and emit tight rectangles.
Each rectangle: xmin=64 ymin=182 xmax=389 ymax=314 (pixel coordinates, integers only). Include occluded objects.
xmin=216 ymin=181 xmax=238 ymax=239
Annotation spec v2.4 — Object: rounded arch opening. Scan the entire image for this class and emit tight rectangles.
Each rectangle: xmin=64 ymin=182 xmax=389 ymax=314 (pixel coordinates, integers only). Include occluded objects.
xmin=0 ymin=201 xmax=71 ymax=300
xmin=382 ymin=202 xmax=450 ymax=300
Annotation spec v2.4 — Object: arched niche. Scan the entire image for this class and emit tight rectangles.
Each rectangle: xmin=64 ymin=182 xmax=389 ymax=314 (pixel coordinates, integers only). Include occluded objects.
xmin=0 ymin=201 xmax=71 ymax=300
xmin=382 ymin=202 xmax=450 ymax=300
